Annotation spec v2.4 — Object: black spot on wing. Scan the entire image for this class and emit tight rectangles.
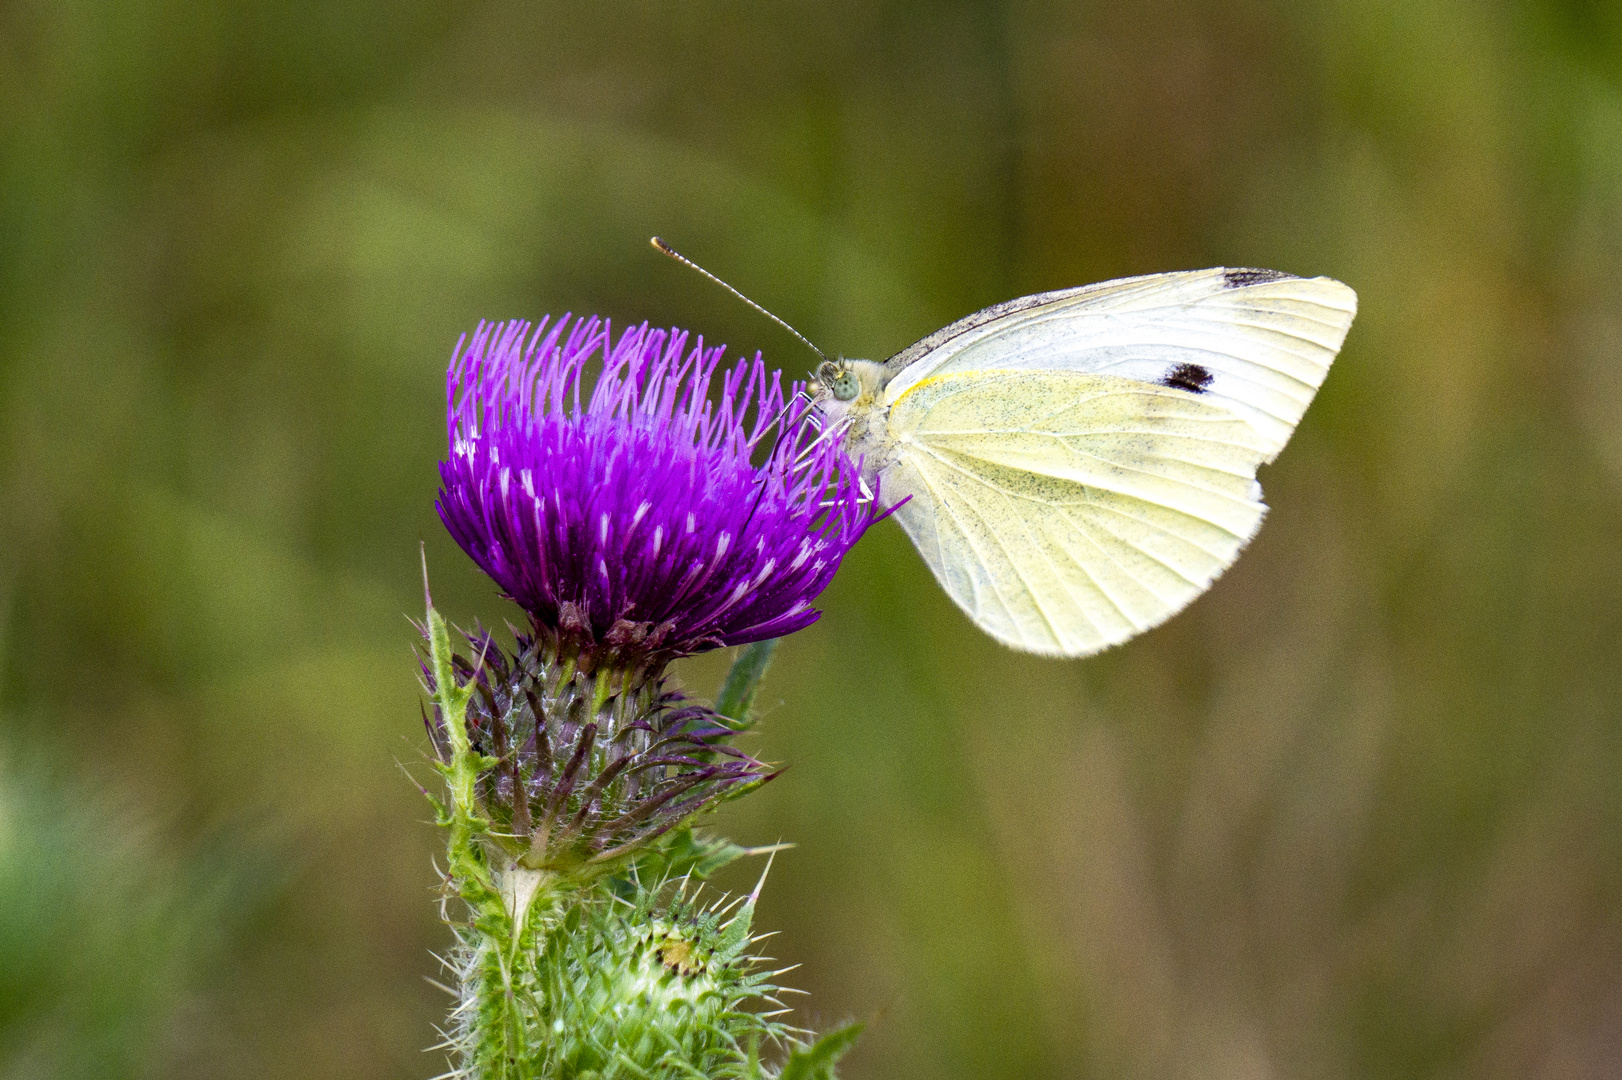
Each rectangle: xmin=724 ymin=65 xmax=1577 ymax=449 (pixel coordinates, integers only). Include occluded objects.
xmin=1223 ymin=267 xmax=1294 ymax=288
xmin=1163 ymin=363 xmax=1214 ymax=394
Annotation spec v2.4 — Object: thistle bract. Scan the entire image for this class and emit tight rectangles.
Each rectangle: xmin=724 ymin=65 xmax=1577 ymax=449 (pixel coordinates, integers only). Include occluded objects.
xmin=424 ymin=628 xmax=773 ymax=869
xmin=437 ymin=316 xmax=875 ymax=675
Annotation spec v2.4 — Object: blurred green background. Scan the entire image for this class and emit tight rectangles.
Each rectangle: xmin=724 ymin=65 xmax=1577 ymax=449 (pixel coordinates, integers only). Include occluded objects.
xmin=4 ymin=1 xmax=1622 ymax=1077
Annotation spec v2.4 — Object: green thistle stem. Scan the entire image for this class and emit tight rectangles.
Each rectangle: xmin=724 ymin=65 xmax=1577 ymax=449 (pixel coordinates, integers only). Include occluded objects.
xmin=426 ymin=599 xmax=539 ymax=1079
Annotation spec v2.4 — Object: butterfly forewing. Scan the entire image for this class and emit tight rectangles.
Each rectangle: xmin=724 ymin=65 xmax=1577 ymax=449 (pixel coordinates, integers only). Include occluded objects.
xmin=882 ymin=269 xmax=1357 ymax=461
xmin=883 ymin=369 xmax=1274 ymax=657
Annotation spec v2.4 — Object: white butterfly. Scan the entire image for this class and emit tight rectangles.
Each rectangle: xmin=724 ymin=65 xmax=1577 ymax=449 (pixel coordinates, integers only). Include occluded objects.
xmin=811 ymin=267 xmax=1357 ymax=658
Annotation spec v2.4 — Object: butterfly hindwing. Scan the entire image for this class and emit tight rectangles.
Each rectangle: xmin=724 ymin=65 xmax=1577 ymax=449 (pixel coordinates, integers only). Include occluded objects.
xmin=882 ymin=369 xmax=1273 ymax=657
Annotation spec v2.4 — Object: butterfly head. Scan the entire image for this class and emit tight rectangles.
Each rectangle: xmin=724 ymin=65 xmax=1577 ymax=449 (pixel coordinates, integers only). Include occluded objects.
xmin=810 ymin=358 xmax=887 ymax=408
xmin=820 ymin=362 xmax=860 ymax=401
xmin=808 ymin=359 xmax=895 ymax=477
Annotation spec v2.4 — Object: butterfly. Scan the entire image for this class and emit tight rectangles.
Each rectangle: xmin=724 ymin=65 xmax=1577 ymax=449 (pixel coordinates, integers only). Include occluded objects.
xmin=809 ymin=267 xmax=1357 ymax=658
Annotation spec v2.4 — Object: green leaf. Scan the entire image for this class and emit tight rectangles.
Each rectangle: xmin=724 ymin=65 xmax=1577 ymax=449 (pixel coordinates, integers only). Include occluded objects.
xmin=687 ymin=836 xmax=752 ymax=879
xmin=713 ymin=898 xmax=753 ymax=963
xmin=714 ymin=639 xmax=779 ymax=729
xmin=625 ymin=829 xmax=751 ymax=888
xmin=776 ymin=1023 xmax=864 ymax=1080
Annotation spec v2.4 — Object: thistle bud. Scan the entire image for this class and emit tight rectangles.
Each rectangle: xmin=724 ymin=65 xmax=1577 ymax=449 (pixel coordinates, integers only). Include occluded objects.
xmin=528 ymin=880 xmax=792 ymax=1076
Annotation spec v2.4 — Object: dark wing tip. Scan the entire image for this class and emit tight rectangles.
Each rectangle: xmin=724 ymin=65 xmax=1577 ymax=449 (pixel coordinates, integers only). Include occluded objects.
xmin=1223 ymin=268 xmax=1296 ymax=288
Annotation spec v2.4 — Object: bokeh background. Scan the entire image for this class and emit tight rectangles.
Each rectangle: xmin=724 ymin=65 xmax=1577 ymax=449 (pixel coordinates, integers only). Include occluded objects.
xmin=4 ymin=1 xmax=1622 ymax=1077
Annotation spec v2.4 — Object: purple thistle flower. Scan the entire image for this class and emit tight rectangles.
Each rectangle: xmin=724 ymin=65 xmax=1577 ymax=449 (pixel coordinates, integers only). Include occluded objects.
xmin=436 ymin=315 xmax=876 ymax=673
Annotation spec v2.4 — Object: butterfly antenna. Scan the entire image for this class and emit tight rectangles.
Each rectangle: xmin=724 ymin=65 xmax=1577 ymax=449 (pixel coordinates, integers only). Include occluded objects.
xmin=650 ymin=237 xmax=832 ymax=367
xmin=651 ymin=238 xmax=843 ymax=531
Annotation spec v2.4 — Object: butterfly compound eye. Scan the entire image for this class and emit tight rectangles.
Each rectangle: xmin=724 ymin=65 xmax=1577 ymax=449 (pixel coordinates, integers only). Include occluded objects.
xmin=830 ymin=369 xmax=860 ymax=401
